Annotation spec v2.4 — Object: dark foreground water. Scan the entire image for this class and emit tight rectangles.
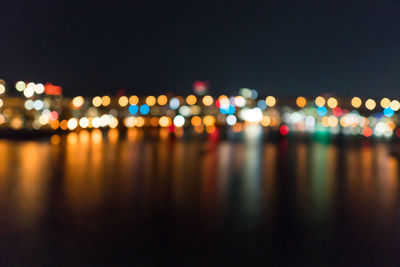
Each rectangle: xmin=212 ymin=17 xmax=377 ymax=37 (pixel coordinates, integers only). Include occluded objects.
xmin=0 ymin=127 xmax=399 ymax=266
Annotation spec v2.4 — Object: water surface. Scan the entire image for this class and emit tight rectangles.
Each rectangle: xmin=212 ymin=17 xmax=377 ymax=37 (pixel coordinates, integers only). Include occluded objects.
xmin=0 ymin=128 xmax=399 ymax=266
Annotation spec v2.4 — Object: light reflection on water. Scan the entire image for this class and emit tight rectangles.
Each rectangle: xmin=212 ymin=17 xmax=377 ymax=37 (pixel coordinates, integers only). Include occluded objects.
xmin=0 ymin=128 xmax=399 ymax=265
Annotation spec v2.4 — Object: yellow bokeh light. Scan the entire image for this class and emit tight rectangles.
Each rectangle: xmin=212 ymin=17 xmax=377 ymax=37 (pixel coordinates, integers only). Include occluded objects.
xmin=203 ymin=115 xmax=216 ymax=126
xmin=327 ymin=97 xmax=338 ymax=109
xmin=118 ymin=96 xmax=129 ymax=107
xmin=102 ymin=96 xmax=111 ymax=106
xmin=129 ymin=95 xmax=139 ymax=105
xmin=159 ymin=116 xmax=171 ymax=127
xmin=351 ymin=97 xmax=362 ymax=108
xmin=266 ymin=96 xmax=276 ymax=107
xmin=315 ymin=96 xmax=325 ymax=107
xmin=296 ymin=97 xmax=306 ymax=108
xmin=390 ymin=100 xmax=400 ymax=111
xmin=261 ymin=116 xmax=271 ymax=127
xmin=109 ymin=117 xmax=119 ymax=128
xmin=202 ymin=95 xmax=214 ymax=106
xmin=50 ymin=120 xmax=60 ymax=130
xmin=380 ymin=98 xmax=390 ymax=108
xmin=157 ymin=95 xmax=168 ymax=106
xmin=186 ymin=95 xmax=197 ymax=105
xmin=136 ymin=116 xmax=145 ymax=127
xmin=72 ymin=96 xmax=84 ymax=108
xmin=15 ymin=81 xmax=26 ymax=92
xmin=328 ymin=116 xmax=339 ymax=127
xmin=92 ymin=96 xmax=102 ymax=107
xmin=124 ymin=117 xmax=137 ymax=128
xmin=365 ymin=99 xmax=376 ymax=110
xmin=79 ymin=117 xmax=89 ymax=128
xmin=322 ymin=116 xmax=329 ymax=127
xmin=191 ymin=116 xmax=202 ymax=127
xmin=60 ymin=120 xmax=68 ymax=130
xmin=0 ymin=84 xmax=5 ymax=95
xmin=67 ymin=118 xmax=78 ymax=130
xmin=10 ymin=117 xmax=23 ymax=129
xmin=146 ymin=95 xmax=156 ymax=106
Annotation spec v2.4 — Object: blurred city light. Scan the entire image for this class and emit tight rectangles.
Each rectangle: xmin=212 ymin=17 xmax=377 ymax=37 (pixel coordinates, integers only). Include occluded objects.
xmin=0 ymin=77 xmax=399 ymax=141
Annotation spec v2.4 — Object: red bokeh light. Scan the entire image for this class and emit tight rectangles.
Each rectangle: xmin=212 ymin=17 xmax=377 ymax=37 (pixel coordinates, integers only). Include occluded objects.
xmin=363 ymin=127 xmax=373 ymax=137
xmin=44 ymin=83 xmax=62 ymax=95
xmin=280 ymin=125 xmax=289 ymax=135
xmin=193 ymin=80 xmax=209 ymax=94
xmin=395 ymin=128 xmax=400 ymax=138
xmin=332 ymin=107 xmax=342 ymax=117
xmin=168 ymin=124 xmax=175 ymax=133
xmin=50 ymin=111 xmax=59 ymax=121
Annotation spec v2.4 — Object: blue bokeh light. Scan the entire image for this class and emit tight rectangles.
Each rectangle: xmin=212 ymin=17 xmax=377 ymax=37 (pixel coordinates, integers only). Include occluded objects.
xmin=257 ymin=100 xmax=267 ymax=110
xmin=169 ymin=97 xmax=180 ymax=110
xmin=129 ymin=105 xmax=138 ymax=115
xmin=384 ymin=107 xmax=394 ymax=117
xmin=317 ymin=106 xmax=327 ymax=116
xmin=140 ymin=104 xmax=150 ymax=115
xmin=220 ymin=105 xmax=236 ymax=115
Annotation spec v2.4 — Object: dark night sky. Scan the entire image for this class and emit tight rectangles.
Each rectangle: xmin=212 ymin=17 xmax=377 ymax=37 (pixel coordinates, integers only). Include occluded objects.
xmin=1 ymin=0 xmax=399 ymax=96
